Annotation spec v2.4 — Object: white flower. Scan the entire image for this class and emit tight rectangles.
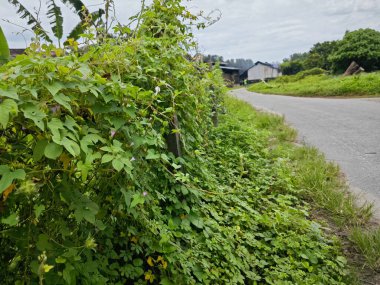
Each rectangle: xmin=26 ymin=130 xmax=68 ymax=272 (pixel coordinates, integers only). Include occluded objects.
xmin=155 ymin=86 xmax=160 ymax=95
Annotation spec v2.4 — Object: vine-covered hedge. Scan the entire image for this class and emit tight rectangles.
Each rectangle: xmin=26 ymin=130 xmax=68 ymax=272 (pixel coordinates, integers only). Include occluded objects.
xmin=1 ymin=1 xmax=348 ymax=284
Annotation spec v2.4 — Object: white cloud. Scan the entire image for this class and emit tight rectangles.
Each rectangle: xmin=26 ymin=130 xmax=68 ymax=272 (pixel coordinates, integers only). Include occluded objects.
xmin=1 ymin=0 xmax=380 ymax=62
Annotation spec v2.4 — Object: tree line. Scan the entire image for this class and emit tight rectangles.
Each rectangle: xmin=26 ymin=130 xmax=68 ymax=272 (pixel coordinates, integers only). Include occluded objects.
xmin=281 ymin=28 xmax=380 ymax=75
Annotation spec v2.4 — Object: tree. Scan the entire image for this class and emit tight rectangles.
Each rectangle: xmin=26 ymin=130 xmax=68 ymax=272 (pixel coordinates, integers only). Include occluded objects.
xmin=304 ymin=41 xmax=339 ymax=70
xmin=330 ymin=29 xmax=380 ymax=73
xmin=6 ymin=0 xmax=106 ymax=45
xmin=280 ymin=60 xmax=304 ymax=75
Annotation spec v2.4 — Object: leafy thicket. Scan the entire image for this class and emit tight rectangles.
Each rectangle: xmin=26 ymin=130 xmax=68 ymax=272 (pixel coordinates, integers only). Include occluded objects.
xmin=0 ymin=0 xmax=349 ymax=284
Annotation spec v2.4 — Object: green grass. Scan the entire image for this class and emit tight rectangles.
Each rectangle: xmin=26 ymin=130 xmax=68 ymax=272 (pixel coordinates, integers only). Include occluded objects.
xmin=350 ymin=228 xmax=380 ymax=270
xmin=247 ymin=72 xmax=380 ymax=97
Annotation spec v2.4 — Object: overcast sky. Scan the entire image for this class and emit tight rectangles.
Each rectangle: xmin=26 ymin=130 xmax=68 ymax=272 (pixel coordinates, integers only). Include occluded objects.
xmin=1 ymin=0 xmax=380 ymax=62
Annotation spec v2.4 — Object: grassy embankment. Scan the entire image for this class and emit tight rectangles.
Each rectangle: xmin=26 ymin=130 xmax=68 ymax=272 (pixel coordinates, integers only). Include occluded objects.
xmin=247 ymin=72 xmax=380 ymax=97
xmin=224 ymin=95 xmax=379 ymax=283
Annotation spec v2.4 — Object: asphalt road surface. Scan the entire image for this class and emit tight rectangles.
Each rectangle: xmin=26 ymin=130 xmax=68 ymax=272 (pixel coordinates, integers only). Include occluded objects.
xmin=232 ymin=89 xmax=380 ymax=217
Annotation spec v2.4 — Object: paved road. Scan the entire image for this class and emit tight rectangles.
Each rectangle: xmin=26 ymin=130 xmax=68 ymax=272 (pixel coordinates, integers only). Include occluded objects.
xmin=232 ymin=89 xmax=380 ymax=216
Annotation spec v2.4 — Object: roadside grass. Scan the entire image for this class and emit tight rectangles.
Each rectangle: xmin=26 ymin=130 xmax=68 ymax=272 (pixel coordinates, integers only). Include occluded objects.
xmin=247 ymin=72 xmax=380 ymax=97
xmin=350 ymin=228 xmax=380 ymax=270
xmin=225 ymin=95 xmax=379 ymax=282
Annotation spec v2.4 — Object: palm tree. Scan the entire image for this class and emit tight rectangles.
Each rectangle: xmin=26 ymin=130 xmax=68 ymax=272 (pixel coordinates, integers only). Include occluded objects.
xmin=6 ymin=0 xmax=106 ymax=46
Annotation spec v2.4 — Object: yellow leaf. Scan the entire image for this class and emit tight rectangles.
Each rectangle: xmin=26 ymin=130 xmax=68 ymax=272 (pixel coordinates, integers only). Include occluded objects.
xmin=156 ymin=256 xmax=163 ymax=263
xmin=59 ymin=153 xmax=71 ymax=170
xmin=2 ymin=184 xmax=15 ymax=201
xmin=162 ymin=260 xmax=168 ymax=269
xmin=144 ymin=270 xmax=155 ymax=283
xmin=130 ymin=236 xmax=138 ymax=244
xmin=43 ymin=264 xmax=54 ymax=273
xmin=147 ymin=256 xmax=154 ymax=267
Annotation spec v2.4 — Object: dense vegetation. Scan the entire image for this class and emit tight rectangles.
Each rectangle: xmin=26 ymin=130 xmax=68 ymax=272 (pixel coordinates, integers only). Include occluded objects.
xmin=0 ymin=0 xmax=359 ymax=284
xmin=248 ymin=71 xmax=380 ymax=97
xmin=281 ymin=29 xmax=380 ymax=75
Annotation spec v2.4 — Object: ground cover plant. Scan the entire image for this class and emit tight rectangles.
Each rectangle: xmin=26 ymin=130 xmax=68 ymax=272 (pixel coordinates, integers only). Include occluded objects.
xmin=0 ymin=0 xmax=356 ymax=284
xmin=247 ymin=72 xmax=380 ymax=97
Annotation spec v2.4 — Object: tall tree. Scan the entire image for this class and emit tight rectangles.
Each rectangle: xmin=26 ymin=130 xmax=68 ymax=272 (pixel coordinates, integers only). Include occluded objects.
xmin=330 ymin=29 xmax=380 ymax=73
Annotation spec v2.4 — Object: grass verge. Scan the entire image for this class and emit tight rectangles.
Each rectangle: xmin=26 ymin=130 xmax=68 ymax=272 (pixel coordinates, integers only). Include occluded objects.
xmin=225 ymin=95 xmax=379 ymax=283
xmin=247 ymin=72 xmax=380 ymax=97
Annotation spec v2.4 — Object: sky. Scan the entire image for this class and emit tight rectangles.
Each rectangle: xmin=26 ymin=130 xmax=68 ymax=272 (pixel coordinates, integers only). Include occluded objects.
xmin=1 ymin=0 xmax=380 ymax=62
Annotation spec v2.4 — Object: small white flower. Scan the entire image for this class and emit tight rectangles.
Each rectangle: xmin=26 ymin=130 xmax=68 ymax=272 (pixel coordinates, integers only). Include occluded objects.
xmin=130 ymin=157 xmax=136 ymax=161
xmin=155 ymin=86 xmax=160 ymax=95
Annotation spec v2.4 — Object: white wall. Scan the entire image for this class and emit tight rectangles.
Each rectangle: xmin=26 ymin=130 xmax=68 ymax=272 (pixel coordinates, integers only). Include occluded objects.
xmin=247 ymin=64 xmax=280 ymax=81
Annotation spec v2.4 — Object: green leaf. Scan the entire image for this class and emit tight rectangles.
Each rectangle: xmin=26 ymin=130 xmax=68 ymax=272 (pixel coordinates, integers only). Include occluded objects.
xmin=0 ymin=86 xmax=18 ymax=99
xmin=37 ymin=234 xmax=53 ymax=251
xmin=44 ymin=81 xmax=64 ymax=96
xmin=61 ymin=137 xmax=80 ymax=157
xmin=0 ymin=99 xmax=18 ymax=129
xmin=130 ymin=194 xmax=145 ymax=209
xmin=22 ymin=103 xmax=46 ymax=131
xmin=0 ymin=166 xmax=26 ymax=194
xmin=1 ymin=213 xmax=18 ymax=226
xmin=112 ymin=158 xmax=124 ymax=172
xmin=44 ymin=142 xmax=63 ymax=159
xmin=33 ymin=139 xmax=48 ymax=162
xmin=53 ymin=93 xmax=72 ymax=113
xmin=101 ymin=154 xmax=113 ymax=164
xmin=47 ymin=0 xmax=63 ymax=40
xmin=34 ymin=204 xmax=46 ymax=219
xmin=146 ymin=149 xmax=160 ymax=160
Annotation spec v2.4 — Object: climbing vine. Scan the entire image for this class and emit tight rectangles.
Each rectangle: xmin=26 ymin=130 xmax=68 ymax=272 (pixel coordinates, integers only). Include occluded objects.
xmin=0 ymin=1 xmax=348 ymax=284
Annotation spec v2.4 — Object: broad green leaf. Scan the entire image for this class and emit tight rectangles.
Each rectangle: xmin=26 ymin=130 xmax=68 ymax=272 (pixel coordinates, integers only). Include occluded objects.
xmin=44 ymin=142 xmax=63 ymax=159
xmin=34 ymin=204 xmax=45 ymax=219
xmin=47 ymin=118 xmax=64 ymax=141
xmin=0 ymin=99 xmax=18 ymax=128
xmin=53 ymin=93 xmax=72 ymax=113
xmin=44 ymin=81 xmax=64 ymax=96
xmin=22 ymin=103 xmax=46 ymax=131
xmin=0 ymin=166 xmax=26 ymax=194
xmin=112 ymin=159 xmax=124 ymax=172
xmin=33 ymin=139 xmax=48 ymax=162
xmin=130 ymin=194 xmax=145 ymax=209
xmin=101 ymin=154 xmax=113 ymax=164
xmin=61 ymin=138 xmax=80 ymax=157
xmin=1 ymin=213 xmax=18 ymax=226
xmin=77 ymin=161 xmax=91 ymax=181
xmin=146 ymin=149 xmax=160 ymax=160
xmin=0 ymin=86 xmax=18 ymax=99
xmin=36 ymin=234 xmax=53 ymax=251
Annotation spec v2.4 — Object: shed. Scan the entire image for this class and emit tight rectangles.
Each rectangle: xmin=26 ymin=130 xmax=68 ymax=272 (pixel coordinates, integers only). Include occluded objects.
xmin=240 ymin=61 xmax=281 ymax=83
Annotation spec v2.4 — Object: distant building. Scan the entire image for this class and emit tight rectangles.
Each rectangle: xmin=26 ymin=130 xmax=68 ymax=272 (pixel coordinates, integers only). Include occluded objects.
xmin=240 ymin=61 xmax=281 ymax=83
xmin=211 ymin=62 xmax=240 ymax=86
xmin=10 ymin=49 xmax=26 ymax=58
